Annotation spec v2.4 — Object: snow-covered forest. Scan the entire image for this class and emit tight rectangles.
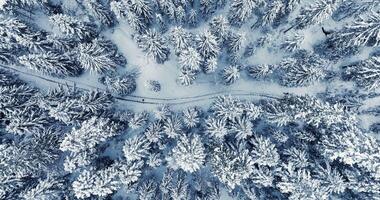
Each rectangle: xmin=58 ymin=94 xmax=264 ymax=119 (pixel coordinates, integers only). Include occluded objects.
xmin=0 ymin=0 xmax=380 ymax=199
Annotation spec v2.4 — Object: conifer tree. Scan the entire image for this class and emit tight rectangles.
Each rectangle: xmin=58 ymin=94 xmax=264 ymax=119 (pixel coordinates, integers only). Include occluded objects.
xmin=167 ymin=134 xmax=205 ymax=173
xmin=49 ymin=14 xmax=97 ymax=40
xmin=343 ymin=56 xmax=380 ymax=90
xmin=19 ymin=52 xmax=82 ymax=77
xmin=136 ymin=29 xmax=170 ymax=63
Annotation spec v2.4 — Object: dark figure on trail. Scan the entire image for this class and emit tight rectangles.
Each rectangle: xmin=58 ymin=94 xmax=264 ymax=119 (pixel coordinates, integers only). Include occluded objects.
xmin=322 ymin=27 xmax=333 ymax=36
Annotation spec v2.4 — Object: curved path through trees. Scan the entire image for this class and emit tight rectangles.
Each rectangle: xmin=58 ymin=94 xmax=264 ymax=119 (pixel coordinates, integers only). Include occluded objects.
xmin=0 ymin=64 xmax=280 ymax=106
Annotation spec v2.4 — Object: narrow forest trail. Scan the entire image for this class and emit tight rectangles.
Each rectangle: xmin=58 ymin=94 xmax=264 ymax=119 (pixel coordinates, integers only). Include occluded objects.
xmin=0 ymin=64 xmax=280 ymax=106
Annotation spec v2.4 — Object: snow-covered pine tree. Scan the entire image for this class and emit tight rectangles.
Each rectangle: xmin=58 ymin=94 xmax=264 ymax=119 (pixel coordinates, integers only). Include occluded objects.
xmin=144 ymin=120 xmax=164 ymax=143
xmin=123 ymin=134 xmax=150 ymax=162
xmin=187 ymin=8 xmax=198 ymax=27
xmin=18 ymin=175 xmax=64 ymax=200
xmin=247 ymin=64 xmax=274 ymax=79
xmin=49 ymin=14 xmax=97 ymax=40
xmin=60 ymin=117 xmax=121 ymax=153
xmin=279 ymin=56 xmax=327 ymax=87
xmin=200 ymin=0 xmax=216 ymax=17
xmin=78 ymin=40 xmax=120 ymax=73
xmin=110 ymin=0 xmax=128 ymax=19
xmin=343 ymin=56 xmax=380 ymax=90
xmin=320 ymin=127 xmax=380 ymax=179
xmin=0 ymin=84 xmax=36 ymax=115
xmin=100 ymin=72 xmax=137 ymax=95
xmin=339 ymin=10 xmax=380 ymax=47
xmin=205 ymin=117 xmax=228 ymax=139
xmin=204 ymin=57 xmax=218 ymax=73
xmin=259 ymin=0 xmax=286 ymax=27
xmin=128 ymin=111 xmax=149 ymax=130
xmin=145 ymin=80 xmax=161 ymax=92
xmin=167 ymin=134 xmax=205 ymax=172
xmin=228 ymin=0 xmax=264 ymax=26
xmin=294 ymin=0 xmax=339 ymax=29
xmin=136 ymin=29 xmax=170 ymax=63
xmin=63 ymin=148 xmax=97 ymax=172
xmin=128 ymin=0 xmax=153 ymax=23
xmin=175 ymin=6 xmax=186 ymax=24
xmin=249 ymin=134 xmax=279 ymax=167
xmin=163 ymin=114 xmax=183 ymax=138
xmin=230 ymin=116 xmax=253 ymax=140
xmin=4 ymin=107 xmax=51 ymax=136
xmin=182 ymin=107 xmax=201 ymax=128
xmin=18 ymin=52 xmax=82 ymax=77
xmin=178 ymin=69 xmax=197 ymax=86
xmin=169 ymin=26 xmax=192 ymax=54
xmin=196 ymin=30 xmax=220 ymax=59
xmin=84 ymin=0 xmax=114 ymax=27
xmin=211 ymin=95 xmax=244 ymax=121
xmin=211 ymin=142 xmax=255 ymax=189
xmin=209 ymin=15 xmax=230 ymax=43
xmin=221 ymin=65 xmax=240 ymax=85
xmin=178 ymin=47 xmax=201 ymax=72
xmin=72 ymin=166 xmax=119 ymax=199
xmin=281 ymin=32 xmax=304 ymax=52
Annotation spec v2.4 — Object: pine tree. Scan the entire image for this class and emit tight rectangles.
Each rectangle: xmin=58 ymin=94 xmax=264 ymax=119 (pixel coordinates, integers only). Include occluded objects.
xmin=178 ymin=47 xmax=201 ymax=71
xmin=128 ymin=111 xmax=149 ymax=130
xmin=205 ymin=117 xmax=228 ymax=139
xmin=340 ymin=10 xmax=380 ymax=47
xmin=63 ymin=149 xmax=96 ymax=172
xmin=78 ymin=41 xmax=118 ymax=74
xmin=72 ymin=167 xmax=119 ymax=199
xmin=250 ymin=135 xmax=279 ymax=167
xmin=211 ymin=142 xmax=255 ymax=189
xmin=294 ymin=0 xmax=339 ymax=29
xmin=343 ymin=56 xmax=380 ymax=90
xmin=228 ymin=0 xmax=263 ymax=26
xmin=19 ymin=175 xmax=64 ymax=200
xmin=49 ymin=14 xmax=97 ymax=40
xmin=247 ymin=64 xmax=274 ymax=79
xmin=182 ymin=107 xmax=201 ymax=128
xmin=204 ymin=57 xmax=218 ymax=73
xmin=280 ymin=57 xmax=327 ymax=87
xmin=144 ymin=120 xmax=164 ymax=143
xmin=260 ymin=0 xmax=286 ymax=27
xmin=145 ymin=80 xmax=161 ymax=92
xmin=136 ymin=29 xmax=170 ymax=63
xmin=211 ymin=96 xmax=244 ymax=121
xmin=128 ymin=0 xmax=153 ymax=23
xmin=281 ymin=32 xmax=304 ymax=52
xmin=187 ymin=8 xmax=198 ymax=26
xmin=60 ymin=117 xmax=121 ymax=153
xmin=4 ymin=107 xmax=51 ymax=136
xmin=196 ymin=30 xmax=220 ymax=59
xmin=175 ymin=6 xmax=186 ymax=24
xmin=168 ymin=134 xmax=205 ymax=173
xmin=100 ymin=72 xmax=137 ymax=95
xmin=123 ymin=135 xmax=150 ymax=162
xmin=0 ymin=84 xmax=36 ymax=114
xmin=178 ymin=69 xmax=197 ymax=86
xmin=169 ymin=26 xmax=192 ymax=54
xmin=277 ymin=164 xmax=329 ymax=200
xmin=209 ymin=15 xmax=230 ymax=43
xmin=18 ymin=52 xmax=82 ymax=77
xmin=42 ymin=88 xmax=113 ymax=125
xmin=221 ymin=65 xmax=240 ymax=85
xmin=200 ymin=0 xmax=216 ymax=17
xmin=230 ymin=116 xmax=253 ymax=140
xmin=163 ymin=114 xmax=183 ymax=138
xmin=84 ymin=0 xmax=114 ymax=26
